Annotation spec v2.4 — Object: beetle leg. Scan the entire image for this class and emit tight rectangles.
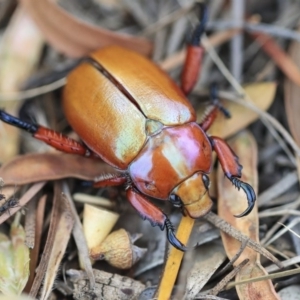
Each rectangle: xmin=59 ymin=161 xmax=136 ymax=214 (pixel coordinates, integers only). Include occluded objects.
xmin=126 ymin=187 xmax=187 ymax=251
xmin=181 ymin=3 xmax=208 ymax=95
xmin=93 ymin=173 xmax=127 ymax=187
xmin=210 ymin=136 xmax=256 ymax=217
xmin=199 ymin=85 xmax=231 ymax=131
xmin=0 ymin=110 xmax=93 ymax=156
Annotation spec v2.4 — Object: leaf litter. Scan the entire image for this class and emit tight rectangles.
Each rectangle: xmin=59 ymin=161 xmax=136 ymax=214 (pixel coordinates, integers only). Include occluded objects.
xmin=0 ymin=0 xmax=300 ymax=299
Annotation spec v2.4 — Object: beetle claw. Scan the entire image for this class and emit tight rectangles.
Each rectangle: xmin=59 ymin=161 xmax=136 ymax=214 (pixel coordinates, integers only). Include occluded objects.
xmin=165 ymin=219 xmax=188 ymax=251
xmin=231 ymin=178 xmax=256 ymax=218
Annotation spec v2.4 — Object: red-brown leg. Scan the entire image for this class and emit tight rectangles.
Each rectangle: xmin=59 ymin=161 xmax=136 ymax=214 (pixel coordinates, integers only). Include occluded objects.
xmin=126 ymin=187 xmax=187 ymax=251
xmin=199 ymin=106 xmax=219 ymax=131
xmin=181 ymin=3 xmax=207 ymax=95
xmin=93 ymin=173 xmax=127 ymax=187
xmin=199 ymin=85 xmax=231 ymax=131
xmin=210 ymin=136 xmax=256 ymax=217
xmin=0 ymin=110 xmax=93 ymax=156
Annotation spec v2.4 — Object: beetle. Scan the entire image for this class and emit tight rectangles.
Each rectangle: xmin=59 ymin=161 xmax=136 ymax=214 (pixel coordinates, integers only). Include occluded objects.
xmin=0 ymin=5 xmax=255 ymax=251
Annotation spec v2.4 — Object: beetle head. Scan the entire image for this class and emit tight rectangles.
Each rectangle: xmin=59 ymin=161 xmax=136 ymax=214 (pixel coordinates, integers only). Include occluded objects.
xmin=171 ymin=172 xmax=212 ymax=218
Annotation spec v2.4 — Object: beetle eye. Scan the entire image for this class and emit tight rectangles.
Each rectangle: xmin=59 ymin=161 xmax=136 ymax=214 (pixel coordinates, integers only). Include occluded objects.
xmin=169 ymin=194 xmax=182 ymax=207
xmin=202 ymin=174 xmax=210 ymax=189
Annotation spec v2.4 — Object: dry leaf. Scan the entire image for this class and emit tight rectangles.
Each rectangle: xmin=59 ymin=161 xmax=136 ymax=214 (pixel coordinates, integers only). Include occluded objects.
xmin=251 ymin=32 xmax=300 ymax=86
xmin=0 ymin=216 xmax=30 ymax=296
xmin=202 ymin=82 xmax=276 ymax=139
xmin=0 ymin=153 xmax=115 ymax=185
xmin=284 ymin=34 xmax=300 ymax=147
xmin=40 ymin=194 xmax=74 ymax=300
xmin=184 ymin=242 xmax=227 ymax=299
xmin=0 ymin=5 xmax=44 ymax=163
xmin=218 ymin=131 xmax=279 ymax=300
xmin=19 ymin=0 xmax=152 ymax=57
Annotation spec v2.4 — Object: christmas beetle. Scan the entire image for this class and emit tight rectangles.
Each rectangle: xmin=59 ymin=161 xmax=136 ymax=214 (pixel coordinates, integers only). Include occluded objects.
xmin=0 ymin=5 xmax=255 ymax=251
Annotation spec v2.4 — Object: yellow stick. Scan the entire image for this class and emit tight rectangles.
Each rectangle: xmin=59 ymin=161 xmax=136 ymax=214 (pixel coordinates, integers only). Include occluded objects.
xmin=156 ymin=215 xmax=195 ymax=300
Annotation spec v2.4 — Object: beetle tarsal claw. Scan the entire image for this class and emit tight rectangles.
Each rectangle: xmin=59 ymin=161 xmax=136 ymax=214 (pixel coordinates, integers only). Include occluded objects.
xmin=231 ymin=178 xmax=256 ymax=218
xmin=165 ymin=219 xmax=188 ymax=251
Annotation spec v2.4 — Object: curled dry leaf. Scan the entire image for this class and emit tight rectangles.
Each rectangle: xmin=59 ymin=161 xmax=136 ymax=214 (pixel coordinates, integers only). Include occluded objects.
xmin=83 ymin=204 xmax=119 ymax=250
xmin=0 ymin=153 xmax=116 ymax=185
xmin=90 ymin=228 xmax=147 ymax=269
xmin=218 ymin=131 xmax=280 ymax=300
xmin=67 ymin=268 xmax=145 ymax=300
xmin=19 ymin=0 xmax=152 ymax=58
xmin=202 ymin=82 xmax=276 ymax=139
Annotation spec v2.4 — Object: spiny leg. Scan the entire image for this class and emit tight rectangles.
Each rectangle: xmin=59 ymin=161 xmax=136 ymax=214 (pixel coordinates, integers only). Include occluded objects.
xmin=0 ymin=110 xmax=92 ymax=156
xmin=199 ymin=85 xmax=231 ymax=131
xmin=181 ymin=3 xmax=208 ymax=95
xmin=126 ymin=187 xmax=187 ymax=251
xmin=210 ymin=136 xmax=256 ymax=217
xmin=89 ymin=175 xmax=186 ymax=251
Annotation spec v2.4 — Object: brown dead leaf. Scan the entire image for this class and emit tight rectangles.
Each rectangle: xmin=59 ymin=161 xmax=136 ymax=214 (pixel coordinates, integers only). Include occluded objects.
xmin=0 ymin=153 xmax=115 ymax=185
xmin=251 ymin=32 xmax=300 ymax=86
xmin=218 ymin=131 xmax=279 ymax=300
xmin=184 ymin=242 xmax=227 ymax=299
xmin=202 ymin=82 xmax=276 ymax=139
xmin=284 ymin=35 xmax=300 ymax=147
xmin=40 ymin=193 xmax=74 ymax=300
xmin=0 ymin=6 xmax=44 ymax=163
xmin=29 ymin=183 xmax=61 ymax=298
xmin=19 ymin=0 xmax=153 ymax=58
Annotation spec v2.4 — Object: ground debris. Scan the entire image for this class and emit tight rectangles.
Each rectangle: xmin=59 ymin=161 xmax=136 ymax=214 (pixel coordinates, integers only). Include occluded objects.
xmin=67 ymin=269 xmax=146 ymax=300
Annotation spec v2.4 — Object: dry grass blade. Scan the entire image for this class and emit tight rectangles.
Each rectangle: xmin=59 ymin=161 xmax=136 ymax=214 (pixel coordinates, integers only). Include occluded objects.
xmin=226 ymin=268 xmax=300 ymax=290
xmin=24 ymin=195 xmax=46 ymax=293
xmin=204 ymin=212 xmax=282 ymax=268
xmin=159 ymin=28 xmax=241 ymax=71
xmin=40 ymin=193 xmax=74 ymax=300
xmin=24 ymin=198 xmax=37 ymax=249
xmin=210 ymin=259 xmax=249 ymax=296
xmin=19 ymin=0 xmax=152 ymax=57
xmin=251 ymin=31 xmax=300 ymax=86
xmin=62 ymin=183 xmax=95 ymax=289
xmin=0 ymin=182 xmax=45 ymax=225
xmin=284 ymin=39 xmax=300 ymax=146
xmin=29 ymin=183 xmax=61 ymax=298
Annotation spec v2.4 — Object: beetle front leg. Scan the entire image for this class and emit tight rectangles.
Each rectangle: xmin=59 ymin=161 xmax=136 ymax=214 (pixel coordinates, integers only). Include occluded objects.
xmin=210 ymin=136 xmax=256 ymax=217
xmin=0 ymin=110 xmax=92 ymax=156
xmin=126 ymin=187 xmax=187 ymax=251
xmin=181 ymin=3 xmax=208 ymax=95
